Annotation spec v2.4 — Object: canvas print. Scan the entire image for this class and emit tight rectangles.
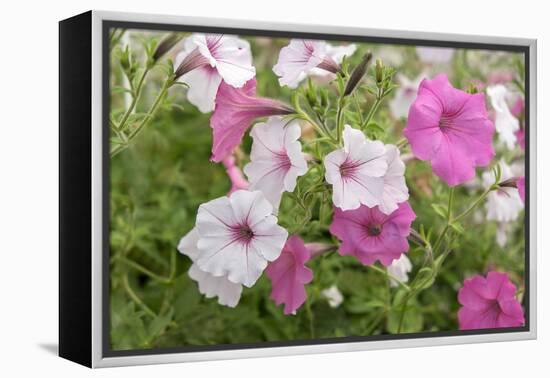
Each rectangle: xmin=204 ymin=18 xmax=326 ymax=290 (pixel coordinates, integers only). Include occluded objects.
xmin=107 ymin=27 xmax=527 ymax=352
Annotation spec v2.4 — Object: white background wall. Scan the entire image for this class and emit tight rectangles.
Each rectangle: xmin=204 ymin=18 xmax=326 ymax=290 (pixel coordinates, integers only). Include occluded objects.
xmin=0 ymin=0 xmax=546 ymax=376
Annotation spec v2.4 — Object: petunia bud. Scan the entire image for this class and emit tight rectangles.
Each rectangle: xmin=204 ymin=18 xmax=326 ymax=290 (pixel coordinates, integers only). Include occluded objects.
xmin=344 ymin=51 xmax=373 ymax=96
xmin=375 ymin=58 xmax=384 ymax=84
xmin=498 ymin=177 xmax=519 ymax=189
xmin=153 ymin=33 xmax=182 ymax=62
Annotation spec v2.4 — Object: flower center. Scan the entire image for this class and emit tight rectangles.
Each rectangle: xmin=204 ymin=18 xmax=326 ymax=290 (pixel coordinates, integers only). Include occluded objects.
xmin=366 ymin=223 xmax=382 ymax=236
xmin=339 ymin=158 xmax=361 ymax=180
xmin=439 ymin=114 xmax=455 ymax=130
xmin=232 ymin=224 xmax=255 ymax=245
xmin=274 ymin=150 xmax=292 ymax=171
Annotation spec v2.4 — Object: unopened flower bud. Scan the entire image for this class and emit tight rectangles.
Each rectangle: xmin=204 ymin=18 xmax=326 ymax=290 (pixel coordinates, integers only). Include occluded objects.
xmin=344 ymin=51 xmax=373 ymax=96
xmin=375 ymin=58 xmax=384 ymax=84
xmin=153 ymin=33 xmax=182 ymax=62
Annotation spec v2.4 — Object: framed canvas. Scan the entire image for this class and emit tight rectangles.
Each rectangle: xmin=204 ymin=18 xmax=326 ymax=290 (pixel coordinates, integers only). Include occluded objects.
xmin=59 ymin=10 xmax=537 ymax=368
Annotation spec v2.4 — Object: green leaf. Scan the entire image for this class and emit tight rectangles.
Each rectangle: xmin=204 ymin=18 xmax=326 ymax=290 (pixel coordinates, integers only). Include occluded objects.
xmin=431 ymin=203 xmax=448 ymax=219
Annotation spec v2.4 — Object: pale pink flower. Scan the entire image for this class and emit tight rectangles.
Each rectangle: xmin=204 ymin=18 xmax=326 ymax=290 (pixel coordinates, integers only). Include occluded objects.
xmin=273 ymin=39 xmax=356 ymax=88
xmin=387 ymin=254 xmax=412 ymax=288
xmin=416 ymin=46 xmax=454 ymax=64
xmin=222 ymin=155 xmax=249 ymax=194
xmin=324 ymin=125 xmax=387 ymax=211
xmin=178 ymin=228 xmax=242 ymax=307
xmin=265 ymin=235 xmax=313 ymax=315
xmin=389 ymin=73 xmax=424 ymax=119
xmin=404 ymin=74 xmax=495 ymax=186
xmin=210 ymin=79 xmax=294 ymax=162
xmin=515 ymin=129 xmax=525 ymax=150
xmin=174 ymin=34 xmax=256 ymax=112
xmin=483 ymin=161 xmax=523 ymax=222
xmin=379 ymin=144 xmax=409 ymax=215
xmin=517 ymin=176 xmax=525 ymax=203
xmin=244 ymin=117 xmax=308 ymax=209
xmin=458 ymin=271 xmax=525 ymax=330
xmin=329 ymin=202 xmax=416 ymax=266
xmin=195 ymin=190 xmax=288 ymax=287
xmin=487 ymin=84 xmax=520 ymax=150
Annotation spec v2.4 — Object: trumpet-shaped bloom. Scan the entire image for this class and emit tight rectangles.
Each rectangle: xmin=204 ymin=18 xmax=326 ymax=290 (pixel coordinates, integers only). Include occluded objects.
xmin=195 ymin=190 xmax=288 ymax=287
xmin=387 ymin=254 xmax=412 ymax=288
xmin=487 ymin=84 xmax=520 ymax=150
xmin=244 ymin=117 xmax=308 ymax=209
xmin=178 ymin=228 xmax=242 ymax=307
xmin=379 ymin=145 xmax=409 ymax=215
xmin=458 ymin=271 xmax=525 ymax=330
xmin=210 ymin=79 xmax=294 ymax=162
xmin=273 ymin=39 xmax=356 ymax=88
xmin=404 ymin=74 xmax=495 ymax=186
xmin=324 ymin=125 xmax=387 ymax=211
xmin=322 ymin=285 xmax=344 ymax=308
xmin=174 ymin=34 xmax=256 ymax=112
xmin=416 ymin=46 xmax=454 ymax=64
xmin=265 ymin=235 xmax=313 ymax=315
xmin=517 ymin=176 xmax=525 ymax=203
xmin=222 ymin=155 xmax=249 ymax=194
xmin=329 ymin=202 xmax=416 ymax=266
xmin=389 ymin=73 xmax=424 ymax=119
xmin=483 ymin=161 xmax=523 ymax=222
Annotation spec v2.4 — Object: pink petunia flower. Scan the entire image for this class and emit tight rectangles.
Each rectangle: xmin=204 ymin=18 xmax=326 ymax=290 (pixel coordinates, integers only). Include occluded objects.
xmin=178 ymin=228 xmax=242 ymax=307
xmin=222 ymin=155 xmax=249 ymax=194
xmin=210 ymin=79 xmax=294 ymax=162
xmin=174 ymin=34 xmax=256 ymax=113
xmin=265 ymin=235 xmax=313 ymax=315
xmin=515 ymin=128 xmax=525 ymax=150
xmin=324 ymin=125 xmax=387 ymax=211
xmin=273 ymin=39 xmax=356 ymax=88
xmin=404 ymin=74 xmax=495 ymax=186
xmin=517 ymin=176 xmax=525 ymax=203
xmin=244 ymin=117 xmax=308 ymax=209
xmin=458 ymin=271 xmax=525 ymax=330
xmin=195 ymin=190 xmax=288 ymax=287
xmin=329 ymin=202 xmax=416 ymax=266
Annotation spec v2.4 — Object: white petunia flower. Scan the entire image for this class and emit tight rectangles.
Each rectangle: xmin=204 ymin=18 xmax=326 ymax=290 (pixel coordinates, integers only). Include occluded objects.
xmin=195 ymin=190 xmax=288 ymax=287
xmin=389 ymin=73 xmax=424 ymax=119
xmin=416 ymin=46 xmax=455 ymax=64
xmin=174 ymin=34 xmax=256 ymax=112
xmin=495 ymin=222 xmax=511 ymax=248
xmin=387 ymin=254 xmax=412 ymax=288
xmin=483 ymin=161 xmax=523 ymax=222
xmin=487 ymin=84 xmax=520 ymax=150
xmin=322 ymin=285 xmax=344 ymax=308
xmin=178 ymin=228 xmax=242 ymax=307
xmin=379 ymin=144 xmax=409 ymax=215
xmin=324 ymin=125 xmax=387 ymax=211
xmin=273 ymin=39 xmax=356 ymax=88
xmin=244 ymin=117 xmax=308 ymax=210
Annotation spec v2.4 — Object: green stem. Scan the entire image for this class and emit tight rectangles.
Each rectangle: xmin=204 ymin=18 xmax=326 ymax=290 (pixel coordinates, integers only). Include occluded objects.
xmin=117 ymin=68 xmax=150 ymax=131
xmin=361 ymin=91 xmax=383 ymax=129
xmin=122 ymin=274 xmax=156 ymax=318
xmin=116 ymin=255 xmax=172 ymax=284
xmin=452 ymin=184 xmax=497 ymax=223
xmin=368 ymin=264 xmax=411 ymax=292
xmin=111 ymin=76 xmax=173 ymax=157
xmin=335 ymin=97 xmax=346 ymax=144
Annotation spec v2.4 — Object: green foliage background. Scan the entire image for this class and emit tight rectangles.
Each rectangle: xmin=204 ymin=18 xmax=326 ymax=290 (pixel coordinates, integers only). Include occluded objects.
xmin=109 ymin=29 xmax=526 ymax=351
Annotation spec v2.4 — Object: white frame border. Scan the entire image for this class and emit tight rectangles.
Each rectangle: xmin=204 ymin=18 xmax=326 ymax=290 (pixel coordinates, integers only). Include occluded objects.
xmin=91 ymin=10 xmax=537 ymax=368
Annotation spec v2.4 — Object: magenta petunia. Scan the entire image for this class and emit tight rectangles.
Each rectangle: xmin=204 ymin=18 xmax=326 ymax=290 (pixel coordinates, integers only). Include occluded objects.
xmin=517 ymin=176 xmax=525 ymax=203
xmin=329 ymin=202 xmax=416 ymax=266
xmin=210 ymin=79 xmax=294 ymax=162
xmin=403 ymin=74 xmax=495 ymax=186
xmin=458 ymin=271 xmax=525 ymax=330
xmin=516 ymin=128 xmax=525 ymax=150
xmin=265 ymin=235 xmax=314 ymax=315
